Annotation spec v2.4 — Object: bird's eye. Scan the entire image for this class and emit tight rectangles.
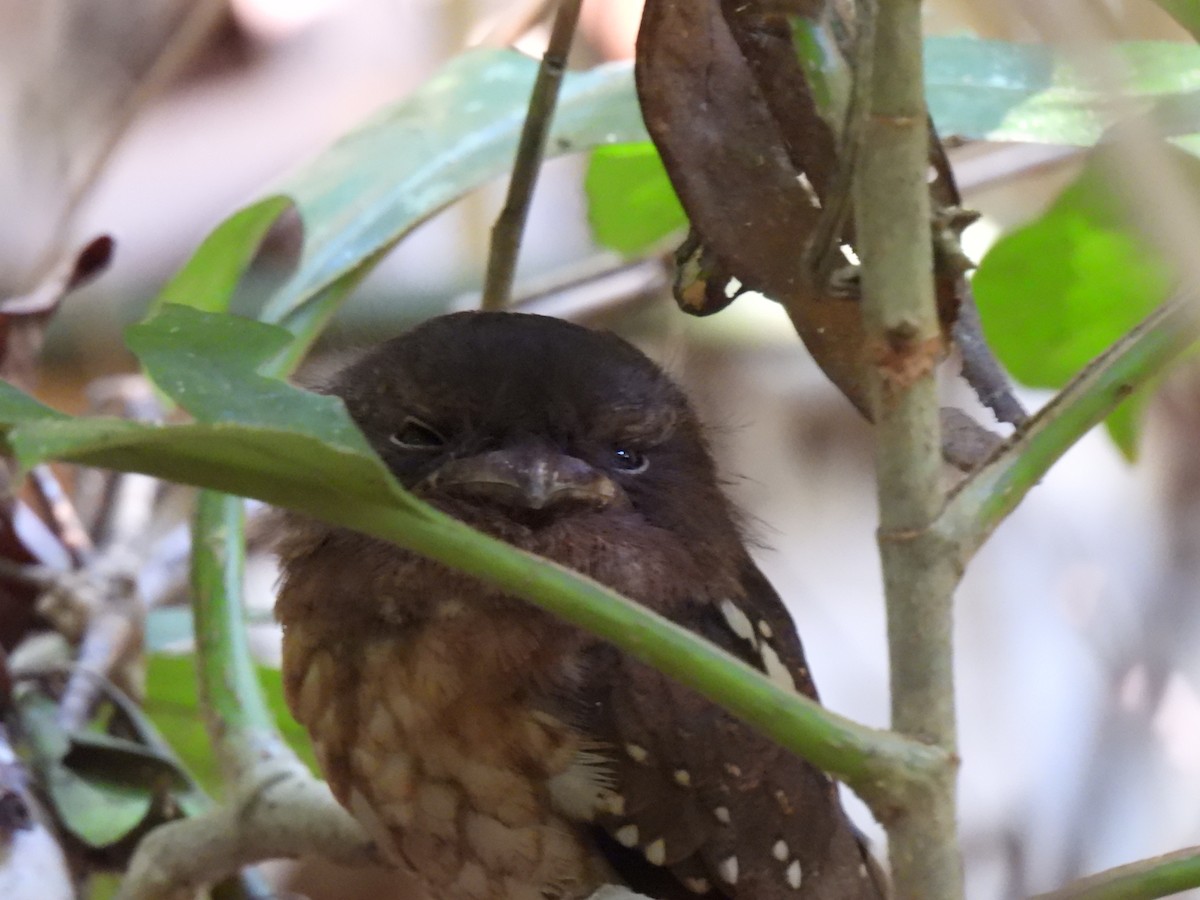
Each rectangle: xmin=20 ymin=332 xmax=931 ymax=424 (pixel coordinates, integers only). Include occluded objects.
xmin=389 ymin=416 xmax=446 ymax=451
xmin=612 ymin=446 xmax=649 ymax=474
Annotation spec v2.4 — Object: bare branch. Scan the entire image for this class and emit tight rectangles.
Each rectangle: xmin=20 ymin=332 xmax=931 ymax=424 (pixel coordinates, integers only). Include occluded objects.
xmin=480 ymin=0 xmax=584 ymax=311
xmin=853 ymin=0 xmax=964 ymax=895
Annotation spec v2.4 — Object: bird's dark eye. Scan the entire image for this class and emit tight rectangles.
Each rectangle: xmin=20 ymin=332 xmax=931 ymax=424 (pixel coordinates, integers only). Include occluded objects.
xmin=389 ymin=416 xmax=446 ymax=451
xmin=612 ymin=446 xmax=649 ymax=474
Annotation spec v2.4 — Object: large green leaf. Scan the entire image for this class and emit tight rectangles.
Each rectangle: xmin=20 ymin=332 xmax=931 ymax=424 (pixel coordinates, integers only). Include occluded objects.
xmin=0 ymin=305 xmax=419 ymax=522
xmin=926 ymin=38 xmax=1200 ymax=145
xmin=258 ymin=50 xmax=645 ymax=330
xmin=152 ymin=195 xmax=294 ymax=316
xmin=13 ymin=691 xmax=156 ymax=848
xmin=153 ymin=50 xmax=645 ymax=362
xmin=585 ymin=143 xmax=687 ymax=255
xmin=972 ymin=147 xmax=1197 ymax=457
xmin=585 ymin=39 xmax=1200 ymax=258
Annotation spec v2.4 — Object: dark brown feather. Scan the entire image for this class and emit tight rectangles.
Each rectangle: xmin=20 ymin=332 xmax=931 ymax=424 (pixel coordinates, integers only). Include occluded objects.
xmin=275 ymin=311 xmax=884 ymax=899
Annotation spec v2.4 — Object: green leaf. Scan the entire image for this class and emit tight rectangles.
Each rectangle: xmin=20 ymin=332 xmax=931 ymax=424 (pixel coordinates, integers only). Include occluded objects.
xmin=0 ymin=386 xmax=69 ymax=430
xmin=49 ymin=760 xmax=155 ymax=848
xmin=258 ymin=49 xmax=645 ymax=330
xmin=152 ymin=195 xmax=294 ymax=317
xmin=585 ymin=143 xmax=687 ymax=255
xmin=926 ymin=38 xmax=1200 ymax=145
xmin=12 ymin=691 xmax=155 ymax=848
xmin=0 ymin=305 xmax=420 ymax=525
xmin=790 ymin=16 xmax=852 ymax=129
xmin=972 ymin=146 xmax=1194 ymax=456
xmin=64 ymin=732 xmax=192 ymax=793
xmin=143 ymin=655 xmax=316 ymax=792
xmin=127 ymin=305 xmax=367 ymax=449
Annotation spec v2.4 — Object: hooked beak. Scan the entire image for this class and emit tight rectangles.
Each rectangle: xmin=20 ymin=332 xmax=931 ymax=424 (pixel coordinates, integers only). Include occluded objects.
xmin=427 ymin=442 xmax=626 ymax=513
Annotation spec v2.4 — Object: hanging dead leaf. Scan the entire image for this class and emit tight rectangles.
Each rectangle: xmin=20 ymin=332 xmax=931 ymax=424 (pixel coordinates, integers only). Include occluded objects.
xmin=636 ymin=0 xmax=1025 ymax=461
xmin=0 ymin=236 xmax=114 ymax=387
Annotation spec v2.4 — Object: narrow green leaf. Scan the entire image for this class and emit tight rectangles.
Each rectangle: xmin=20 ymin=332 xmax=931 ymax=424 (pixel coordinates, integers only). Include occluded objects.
xmin=0 ymin=386 xmax=69 ymax=429
xmin=152 ymin=195 xmax=294 ymax=316
xmin=585 ymin=143 xmax=687 ymax=255
xmin=127 ymin=305 xmax=367 ymax=450
xmin=972 ymin=146 xmax=1198 ymax=455
xmin=49 ymin=762 xmax=155 ymax=848
xmin=926 ymin=38 xmax=1200 ymax=145
xmin=0 ymin=307 xmax=416 ymax=522
xmin=64 ymin=732 xmax=192 ymax=793
xmin=790 ymin=16 xmax=852 ymax=129
xmin=12 ymin=691 xmax=154 ymax=848
xmin=259 ymin=49 xmax=645 ymax=330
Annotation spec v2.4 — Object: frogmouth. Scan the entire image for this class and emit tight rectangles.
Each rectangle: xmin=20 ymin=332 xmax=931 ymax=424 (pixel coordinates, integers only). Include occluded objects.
xmin=275 ymin=311 xmax=884 ymax=899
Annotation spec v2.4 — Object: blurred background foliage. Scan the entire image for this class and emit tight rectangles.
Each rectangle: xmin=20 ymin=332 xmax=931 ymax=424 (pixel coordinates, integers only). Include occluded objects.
xmin=4 ymin=1 xmax=1200 ymax=898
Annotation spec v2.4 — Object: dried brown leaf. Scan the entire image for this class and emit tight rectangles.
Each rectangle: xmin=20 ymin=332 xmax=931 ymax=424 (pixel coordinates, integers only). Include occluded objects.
xmin=0 ymin=236 xmax=114 ymax=387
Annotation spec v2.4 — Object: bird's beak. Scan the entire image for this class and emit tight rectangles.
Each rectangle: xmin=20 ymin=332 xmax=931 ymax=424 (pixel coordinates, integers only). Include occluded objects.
xmin=427 ymin=442 xmax=627 ymax=513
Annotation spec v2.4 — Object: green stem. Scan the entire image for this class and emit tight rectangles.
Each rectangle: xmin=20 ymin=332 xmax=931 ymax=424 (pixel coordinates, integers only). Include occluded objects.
xmin=1034 ymin=845 xmax=1200 ymax=900
xmin=944 ymin=296 xmax=1199 ymax=561
xmin=340 ymin=501 xmax=945 ymax=806
xmin=20 ymin=420 xmax=946 ymax=808
xmin=853 ymin=0 xmax=963 ymax=895
xmin=191 ymin=491 xmax=279 ymax=780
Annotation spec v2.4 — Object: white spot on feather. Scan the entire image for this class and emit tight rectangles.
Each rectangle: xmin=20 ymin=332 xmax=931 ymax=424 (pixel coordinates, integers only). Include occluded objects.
xmin=548 ymin=751 xmax=616 ymax=821
xmin=720 ymin=600 xmax=757 ymax=645
xmin=787 ymin=859 xmax=803 ymax=889
xmin=645 ymin=838 xmax=666 ymax=865
xmin=615 ymin=824 xmax=639 ymax=848
xmin=760 ymin=642 xmax=797 ymax=691
xmin=719 ymin=856 xmax=739 ymax=885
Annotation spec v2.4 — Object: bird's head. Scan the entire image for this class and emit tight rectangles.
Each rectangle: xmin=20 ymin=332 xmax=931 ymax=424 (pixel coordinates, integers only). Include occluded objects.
xmin=327 ymin=311 xmax=740 ymax=549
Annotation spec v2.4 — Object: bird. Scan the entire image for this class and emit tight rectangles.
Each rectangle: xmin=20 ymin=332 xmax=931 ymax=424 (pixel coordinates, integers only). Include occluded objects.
xmin=274 ymin=311 xmax=885 ymax=900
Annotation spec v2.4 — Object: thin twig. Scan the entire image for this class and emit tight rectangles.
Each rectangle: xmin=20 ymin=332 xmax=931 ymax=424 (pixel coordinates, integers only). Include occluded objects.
xmin=47 ymin=551 xmax=144 ymax=732
xmin=942 ymin=295 xmax=1200 ymax=560
xmin=852 ymin=0 xmax=964 ymax=895
xmin=52 ymin=379 xmax=161 ymax=732
xmin=480 ymin=0 xmax=584 ymax=311
xmin=27 ymin=465 xmax=93 ymax=567
xmin=1033 ymin=844 xmax=1200 ymax=899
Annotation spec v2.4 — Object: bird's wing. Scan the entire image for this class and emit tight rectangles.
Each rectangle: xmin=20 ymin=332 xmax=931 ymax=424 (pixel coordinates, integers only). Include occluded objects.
xmin=577 ymin=559 xmax=884 ymax=899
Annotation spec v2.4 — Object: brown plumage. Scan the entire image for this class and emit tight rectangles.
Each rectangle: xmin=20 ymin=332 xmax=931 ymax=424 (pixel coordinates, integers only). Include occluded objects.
xmin=275 ymin=311 xmax=884 ymax=899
